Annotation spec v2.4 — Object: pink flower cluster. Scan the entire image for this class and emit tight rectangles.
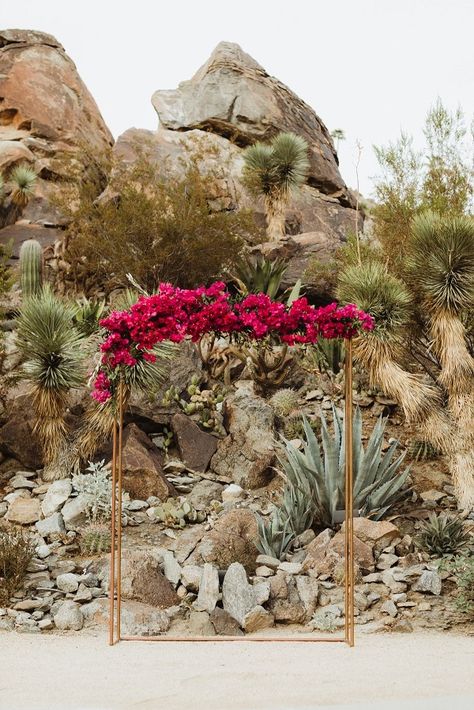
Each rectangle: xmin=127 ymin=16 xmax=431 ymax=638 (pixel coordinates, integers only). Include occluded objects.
xmin=91 ymin=282 xmax=374 ymax=402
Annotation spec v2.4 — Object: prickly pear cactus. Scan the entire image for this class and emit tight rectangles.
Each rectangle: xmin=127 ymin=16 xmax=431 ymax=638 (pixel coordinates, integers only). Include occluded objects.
xmin=151 ymin=498 xmax=207 ymax=528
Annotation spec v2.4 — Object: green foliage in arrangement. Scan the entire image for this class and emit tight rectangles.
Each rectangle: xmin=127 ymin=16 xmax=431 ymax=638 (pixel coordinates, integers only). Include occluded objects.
xmin=162 ymin=375 xmax=226 ymax=436
xmin=257 ymin=408 xmax=410 ymax=559
xmin=416 ymin=513 xmax=470 ymax=557
xmin=9 ymin=164 xmax=37 ymax=207
xmin=61 ymin=149 xmax=260 ymax=294
xmin=447 ymin=554 xmax=474 ymax=618
xmin=19 ymin=239 xmax=43 ymax=298
xmin=73 ymin=297 xmax=107 ymax=337
xmin=231 ymin=254 xmax=289 ymax=300
xmin=0 ymin=529 xmax=34 ymax=604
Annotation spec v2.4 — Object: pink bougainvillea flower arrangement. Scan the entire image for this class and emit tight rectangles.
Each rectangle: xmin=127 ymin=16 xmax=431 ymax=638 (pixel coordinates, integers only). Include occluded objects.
xmin=91 ymin=282 xmax=374 ymax=403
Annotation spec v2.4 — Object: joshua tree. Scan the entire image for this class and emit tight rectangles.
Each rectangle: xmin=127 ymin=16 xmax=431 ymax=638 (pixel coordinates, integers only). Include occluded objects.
xmin=241 ymin=132 xmax=309 ymax=242
xmin=337 ymin=213 xmax=474 ymax=510
xmin=331 ymin=128 xmax=346 ymax=152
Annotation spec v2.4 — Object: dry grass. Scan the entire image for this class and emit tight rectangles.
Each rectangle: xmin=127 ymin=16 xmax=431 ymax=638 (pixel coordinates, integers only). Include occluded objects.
xmin=431 ymin=312 xmax=474 ymax=394
xmin=0 ymin=529 xmax=34 ymax=605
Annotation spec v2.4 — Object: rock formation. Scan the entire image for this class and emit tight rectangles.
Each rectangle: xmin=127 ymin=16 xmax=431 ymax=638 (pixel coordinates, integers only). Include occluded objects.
xmin=0 ymin=30 xmax=113 ymax=258
xmin=114 ymin=41 xmax=360 ymax=293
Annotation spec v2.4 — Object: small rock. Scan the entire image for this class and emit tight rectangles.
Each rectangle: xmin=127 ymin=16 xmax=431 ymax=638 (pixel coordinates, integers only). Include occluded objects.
xmin=294 ymin=529 xmax=316 ymax=548
xmin=278 ymin=561 xmax=302 ymax=575
xmin=418 ymin=602 xmax=431 ymax=611
xmin=243 ymin=605 xmax=274 ymax=632
xmin=38 ymin=617 xmax=54 ymax=630
xmin=380 ymin=600 xmax=398 ymax=617
xmin=5 ymin=497 xmax=41 ymax=524
xmin=181 ymin=565 xmax=202 ymax=592
xmin=127 ymin=500 xmax=148 ymax=511
xmin=53 ymin=601 xmax=84 ymax=630
xmin=295 ymin=576 xmax=319 ymax=617
xmin=420 ymin=489 xmax=446 ymax=503
xmin=35 ymin=512 xmax=65 ymax=538
xmin=74 ymin=584 xmax=93 ymax=602
xmin=36 ymin=544 xmax=51 ymax=559
xmin=162 ymin=551 xmax=182 ymax=587
xmin=256 ymin=555 xmax=280 ymax=570
xmin=209 ymin=607 xmax=243 ymax=636
xmin=255 ymin=566 xmax=274 ymax=577
xmin=391 ymin=618 xmax=413 ymax=633
xmin=253 ymin=580 xmax=271 ymax=605
xmin=221 ymin=484 xmax=246 ymax=504
xmin=56 ymin=573 xmax=80 ymax=593
xmin=188 ymin=610 xmax=215 ymax=636
xmin=41 ymin=479 xmax=72 ymax=517
xmin=311 ymin=604 xmax=343 ymax=631
xmin=194 ymin=563 xmax=219 ymax=613
xmin=222 ymin=562 xmax=257 ymax=626
xmin=376 ymin=553 xmax=399 ymax=570
xmin=62 ymin=494 xmax=90 ymax=526
xmin=10 ymin=474 xmax=37 ymax=489
xmin=13 ymin=599 xmax=43 ymax=611
xmin=412 ymin=570 xmax=442 ymax=596
xmin=186 ymin=479 xmax=223 ymax=511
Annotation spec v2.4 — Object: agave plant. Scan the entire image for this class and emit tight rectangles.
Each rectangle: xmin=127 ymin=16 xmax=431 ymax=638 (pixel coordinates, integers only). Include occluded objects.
xmin=9 ymin=164 xmax=37 ymax=208
xmin=256 ymin=508 xmax=296 ymax=560
xmin=416 ymin=512 xmax=470 ymax=556
xmin=15 ymin=286 xmax=87 ymax=468
xmin=242 ymin=132 xmax=309 ymax=241
xmin=231 ymin=254 xmax=289 ymax=300
xmin=73 ymin=297 xmax=107 ymax=337
xmin=281 ymin=408 xmax=411 ymax=529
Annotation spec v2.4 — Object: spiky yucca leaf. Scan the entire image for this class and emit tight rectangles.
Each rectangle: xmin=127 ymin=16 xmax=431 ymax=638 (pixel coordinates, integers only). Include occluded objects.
xmin=241 ymin=143 xmax=274 ymax=197
xmin=270 ymin=132 xmax=310 ymax=195
xmin=337 ymin=261 xmax=412 ymax=339
xmin=16 ymin=287 xmax=87 ymax=466
xmin=409 ymin=212 xmax=474 ymax=314
xmin=10 ymin=164 xmax=37 ymax=207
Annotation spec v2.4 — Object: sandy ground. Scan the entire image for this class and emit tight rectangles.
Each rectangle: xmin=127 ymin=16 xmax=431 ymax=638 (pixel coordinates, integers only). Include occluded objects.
xmin=0 ymin=630 xmax=473 ymax=710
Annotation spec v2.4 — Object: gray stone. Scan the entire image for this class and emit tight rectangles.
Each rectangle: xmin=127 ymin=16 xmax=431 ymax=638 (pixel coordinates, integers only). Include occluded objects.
xmin=35 ymin=512 xmax=65 ymax=538
xmin=253 ymin=580 xmax=271 ymax=605
xmin=381 ymin=600 xmax=398 ymax=617
xmin=311 ymin=604 xmax=344 ymax=631
xmin=36 ymin=544 xmax=51 ymax=559
xmin=74 ymin=584 xmax=93 ymax=602
xmin=38 ymin=617 xmax=54 ymax=630
xmin=255 ymin=566 xmax=274 ymax=577
xmin=10 ymin=474 xmax=37 ymax=489
xmin=186 ymin=479 xmax=223 ymax=511
xmin=56 ymin=573 xmax=80 ymax=593
xmin=222 ymin=562 xmax=257 ymax=626
xmin=194 ymin=563 xmax=219 ymax=613
xmin=412 ymin=570 xmax=442 ymax=596
xmin=41 ymin=479 xmax=72 ymax=517
xmin=52 ymin=601 xmax=84 ymax=630
xmin=278 ymin=561 xmax=303 ymax=575
xmin=188 ymin=610 xmax=215 ymax=636
xmin=256 ymin=554 xmax=281 ymax=570
xmin=61 ymin=493 xmax=90 ymax=526
xmin=162 ymin=551 xmax=182 ymax=587
xmin=209 ymin=607 xmax=243 ymax=636
xmin=181 ymin=564 xmax=202 ymax=592
xmin=295 ymin=576 xmax=319 ymax=617
xmin=376 ymin=553 xmax=399 ymax=570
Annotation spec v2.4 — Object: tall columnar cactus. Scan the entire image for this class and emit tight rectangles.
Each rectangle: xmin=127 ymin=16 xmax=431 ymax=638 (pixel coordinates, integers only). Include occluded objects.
xmin=19 ymin=239 xmax=43 ymax=298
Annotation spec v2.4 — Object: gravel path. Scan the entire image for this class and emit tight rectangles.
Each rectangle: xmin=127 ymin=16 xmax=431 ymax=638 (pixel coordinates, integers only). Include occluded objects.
xmin=1 ymin=630 xmax=473 ymax=710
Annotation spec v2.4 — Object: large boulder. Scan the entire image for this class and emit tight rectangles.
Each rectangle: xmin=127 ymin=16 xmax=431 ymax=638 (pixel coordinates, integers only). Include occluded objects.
xmin=121 ymin=424 xmax=176 ymax=500
xmin=0 ymin=393 xmax=42 ymax=471
xmin=152 ymin=41 xmax=352 ymax=204
xmin=171 ymin=412 xmax=218 ymax=473
xmin=211 ymin=381 xmax=276 ymax=489
xmin=0 ymin=29 xmax=113 ymax=255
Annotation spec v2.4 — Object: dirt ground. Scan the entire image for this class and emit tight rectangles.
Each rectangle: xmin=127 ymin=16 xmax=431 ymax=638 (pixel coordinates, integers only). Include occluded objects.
xmin=0 ymin=629 xmax=473 ymax=710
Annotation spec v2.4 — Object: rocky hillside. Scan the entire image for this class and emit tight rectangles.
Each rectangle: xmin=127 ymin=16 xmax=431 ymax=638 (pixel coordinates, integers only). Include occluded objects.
xmin=0 ymin=30 xmax=113 ymax=260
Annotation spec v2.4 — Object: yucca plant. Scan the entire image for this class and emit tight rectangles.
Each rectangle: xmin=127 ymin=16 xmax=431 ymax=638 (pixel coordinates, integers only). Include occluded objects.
xmin=231 ymin=254 xmax=289 ymax=299
xmin=416 ymin=513 xmax=470 ymax=556
xmin=242 ymin=132 xmax=310 ymax=241
xmin=408 ymin=212 xmax=474 ymax=393
xmin=337 ymin=260 xmax=448 ymax=446
xmin=281 ymin=408 xmax=411 ymax=529
xmin=15 ymin=286 xmax=87 ymax=472
xmin=9 ymin=164 xmax=37 ymax=208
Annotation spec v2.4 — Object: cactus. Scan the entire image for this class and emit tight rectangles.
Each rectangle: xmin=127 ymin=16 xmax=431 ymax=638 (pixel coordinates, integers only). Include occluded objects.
xmin=151 ymin=498 xmax=207 ymax=528
xmin=283 ymin=414 xmax=304 ymax=440
xmin=270 ymin=388 xmax=299 ymax=417
xmin=80 ymin=522 xmax=111 ymax=555
xmin=19 ymin=238 xmax=43 ymax=297
xmin=162 ymin=377 xmax=226 ymax=436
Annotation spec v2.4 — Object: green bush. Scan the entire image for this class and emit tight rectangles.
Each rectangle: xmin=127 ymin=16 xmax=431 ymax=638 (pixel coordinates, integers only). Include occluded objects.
xmin=416 ymin=513 xmax=470 ymax=556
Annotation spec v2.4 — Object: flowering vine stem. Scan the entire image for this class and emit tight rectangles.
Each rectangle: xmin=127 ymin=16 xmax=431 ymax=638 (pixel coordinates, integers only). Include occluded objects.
xmin=91 ymin=281 xmax=374 ymax=403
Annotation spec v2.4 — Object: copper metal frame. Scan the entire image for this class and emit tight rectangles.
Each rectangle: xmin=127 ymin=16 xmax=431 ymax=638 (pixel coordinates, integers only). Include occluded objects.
xmin=109 ymin=339 xmax=355 ymax=646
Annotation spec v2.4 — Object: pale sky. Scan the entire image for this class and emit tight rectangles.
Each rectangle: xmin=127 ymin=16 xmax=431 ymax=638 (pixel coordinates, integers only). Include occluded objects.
xmin=2 ymin=0 xmax=473 ymax=195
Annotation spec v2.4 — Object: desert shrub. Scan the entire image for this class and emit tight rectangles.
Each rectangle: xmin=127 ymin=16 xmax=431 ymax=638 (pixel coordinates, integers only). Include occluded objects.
xmin=62 ymin=151 xmax=260 ymax=293
xmin=0 ymin=529 xmax=34 ymax=604
xmin=72 ymin=460 xmax=113 ymax=522
xmin=416 ymin=513 xmax=470 ymax=556
xmin=447 ymin=554 xmax=474 ymax=618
